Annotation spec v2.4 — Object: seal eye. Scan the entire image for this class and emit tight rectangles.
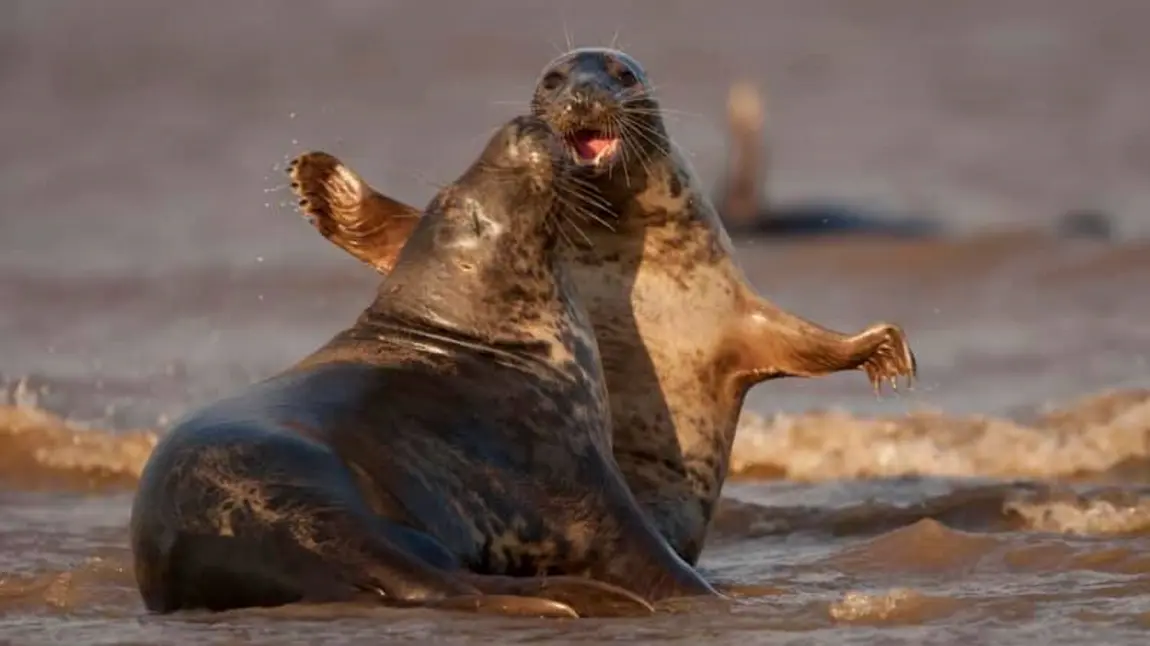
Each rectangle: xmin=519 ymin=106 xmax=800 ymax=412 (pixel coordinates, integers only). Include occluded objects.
xmin=618 ymin=69 xmax=639 ymax=87
xmin=540 ymin=71 xmax=566 ymax=91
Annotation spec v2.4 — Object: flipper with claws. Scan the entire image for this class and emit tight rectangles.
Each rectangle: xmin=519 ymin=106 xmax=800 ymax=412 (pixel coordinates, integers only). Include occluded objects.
xmin=727 ymin=296 xmax=917 ymax=394
xmin=287 ymin=152 xmax=422 ymax=274
xmin=458 ymin=573 xmax=656 ymax=618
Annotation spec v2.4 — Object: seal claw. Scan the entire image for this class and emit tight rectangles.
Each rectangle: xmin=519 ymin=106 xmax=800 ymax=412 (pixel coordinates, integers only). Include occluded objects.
xmin=460 ymin=574 xmax=655 ymax=618
xmin=287 ymin=151 xmax=366 ymax=233
xmin=859 ymin=322 xmax=917 ymax=396
xmin=530 ymin=576 xmax=656 ymax=618
xmin=426 ymin=594 xmax=579 ymax=619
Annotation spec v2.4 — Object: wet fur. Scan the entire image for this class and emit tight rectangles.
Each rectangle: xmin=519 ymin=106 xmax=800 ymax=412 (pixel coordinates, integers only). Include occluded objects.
xmin=285 ymin=48 xmax=917 ymax=565
xmin=131 ymin=116 xmax=712 ymax=617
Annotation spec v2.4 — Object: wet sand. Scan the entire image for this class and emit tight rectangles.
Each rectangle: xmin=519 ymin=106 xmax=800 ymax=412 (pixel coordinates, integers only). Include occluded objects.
xmin=4 ymin=1 xmax=1150 ymax=644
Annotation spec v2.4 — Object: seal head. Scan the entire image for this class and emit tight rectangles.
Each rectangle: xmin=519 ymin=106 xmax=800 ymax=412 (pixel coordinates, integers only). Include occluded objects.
xmin=531 ymin=48 xmax=667 ymax=177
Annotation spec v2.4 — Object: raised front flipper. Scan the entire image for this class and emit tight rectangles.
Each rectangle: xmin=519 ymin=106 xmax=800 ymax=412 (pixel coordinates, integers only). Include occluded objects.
xmin=287 ymin=151 xmax=421 ymax=274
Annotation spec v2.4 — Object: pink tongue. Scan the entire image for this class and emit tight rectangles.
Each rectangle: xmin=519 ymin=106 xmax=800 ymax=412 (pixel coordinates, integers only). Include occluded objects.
xmin=574 ymin=135 xmax=613 ymax=159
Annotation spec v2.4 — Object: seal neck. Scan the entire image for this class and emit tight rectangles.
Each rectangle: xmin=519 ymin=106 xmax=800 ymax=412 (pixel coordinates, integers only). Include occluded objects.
xmin=352 ymin=207 xmax=586 ymax=369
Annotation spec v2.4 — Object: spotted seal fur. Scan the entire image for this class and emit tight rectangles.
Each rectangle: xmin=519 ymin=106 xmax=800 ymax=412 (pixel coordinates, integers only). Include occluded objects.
xmin=131 ymin=115 xmax=715 ymax=619
xmin=285 ymin=48 xmax=918 ymax=564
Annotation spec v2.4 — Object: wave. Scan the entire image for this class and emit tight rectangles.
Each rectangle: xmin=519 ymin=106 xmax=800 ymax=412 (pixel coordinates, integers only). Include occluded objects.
xmin=3 ymin=387 xmax=1149 ymax=494
xmin=712 ymin=482 xmax=1150 ymax=543
xmin=0 ymin=383 xmax=157 ymax=492
xmin=730 ymin=388 xmax=1150 ymax=481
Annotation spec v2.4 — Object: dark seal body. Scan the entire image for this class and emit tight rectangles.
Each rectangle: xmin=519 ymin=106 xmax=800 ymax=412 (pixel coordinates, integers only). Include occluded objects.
xmin=130 ymin=115 xmax=713 ymax=618
xmin=285 ymin=48 xmax=918 ymax=566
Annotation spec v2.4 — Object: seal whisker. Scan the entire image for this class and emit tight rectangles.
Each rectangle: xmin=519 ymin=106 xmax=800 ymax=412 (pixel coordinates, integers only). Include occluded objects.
xmin=564 ymin=172 xmax=611 ymax=197
xmin=614 ymin=117 xmax=659 ymax=179
xmin=554 ymin=177 xmax=616 ymax=233
xmin=552 ymin=203 xmax=593 ymax=248
xmin=562 ymin=22 xmax=575 ymax=56
xmin=553 ymin=208 xmax=582 ymax=249
xmin=618 ymin=84 xmax=663 ymax=103
xmin=603 ymin=114 xmax=632 ymax=188
xmin=556 ymin=175 xmax=617 ymax=228
xmin=619 ymin=103 xmax=705 ymax=122
xmin=566 ymin=187 xmax=615 ymax=221
xmin=557 ymin=175 xmax=613 ymax=212
xmin=618 ymin=113 xmax=671 ymax=160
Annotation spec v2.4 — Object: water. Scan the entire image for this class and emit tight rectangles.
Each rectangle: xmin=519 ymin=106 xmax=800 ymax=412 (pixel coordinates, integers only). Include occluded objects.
xmin=3 ymin=1 xmax=1150 ymax=643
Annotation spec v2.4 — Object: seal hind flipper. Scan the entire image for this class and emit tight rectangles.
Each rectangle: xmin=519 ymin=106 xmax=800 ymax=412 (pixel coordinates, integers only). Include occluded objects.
xmin=426 ymin=595 xmax=579 ymax=619
xmin=287 ymin=151 xmax=421 ymax=273
xmin=458 ymin=573 xmax=656 ymax=618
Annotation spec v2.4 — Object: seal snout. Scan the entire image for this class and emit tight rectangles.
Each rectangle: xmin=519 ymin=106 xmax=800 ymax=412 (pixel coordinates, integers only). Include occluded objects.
xmin=552 ymin=80 xmax=621 ymax=167
xmin=556 ymin=77 xmax=622 ymax=167
xmin=495 ymin=117 xmax=569 ymax=183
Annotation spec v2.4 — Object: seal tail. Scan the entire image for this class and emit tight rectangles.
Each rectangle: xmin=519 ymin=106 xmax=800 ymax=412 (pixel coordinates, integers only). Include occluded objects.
xmin=719 ymin=81 xmax=768 ymax=228
xmin=287 ymin=151 xmax=422 ymax=274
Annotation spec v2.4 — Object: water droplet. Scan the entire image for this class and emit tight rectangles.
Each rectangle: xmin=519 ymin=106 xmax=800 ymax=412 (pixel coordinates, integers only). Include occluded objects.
xmin=256 ymin=256 xmax=264 ymax=263
xmin=258 ymin=294 xmax=265 ymax=301
xmin=289 ymin=112 xmax=297 ymax=119
xmin=291 ymin=139 xmax=299 ymax=145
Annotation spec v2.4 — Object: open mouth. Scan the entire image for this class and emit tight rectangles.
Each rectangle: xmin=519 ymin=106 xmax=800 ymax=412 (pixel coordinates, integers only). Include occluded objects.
xmin=565 ymin=129 xmax=621 ymax=166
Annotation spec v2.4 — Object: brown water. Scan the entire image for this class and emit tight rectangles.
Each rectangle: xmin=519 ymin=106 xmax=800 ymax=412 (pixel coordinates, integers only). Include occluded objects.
xmin=4 ymin=1 xmax=1150 ymax=644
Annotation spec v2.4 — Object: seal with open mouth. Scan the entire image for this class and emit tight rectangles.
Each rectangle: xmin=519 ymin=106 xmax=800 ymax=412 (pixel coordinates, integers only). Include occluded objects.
xmin=130 ymin=115 xmax=715 ymax=619
xmin=286 ymin=48 xmax=918 ymax=566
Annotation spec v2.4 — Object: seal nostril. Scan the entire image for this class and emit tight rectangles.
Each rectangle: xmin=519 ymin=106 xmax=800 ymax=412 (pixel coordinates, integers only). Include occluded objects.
xmin=618 ymin=70 xmax=639 ymax=87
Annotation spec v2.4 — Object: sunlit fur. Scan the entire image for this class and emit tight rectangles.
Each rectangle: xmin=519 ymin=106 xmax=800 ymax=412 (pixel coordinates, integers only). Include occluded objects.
xmin=284 ymin=48 xmax=917 ymax=566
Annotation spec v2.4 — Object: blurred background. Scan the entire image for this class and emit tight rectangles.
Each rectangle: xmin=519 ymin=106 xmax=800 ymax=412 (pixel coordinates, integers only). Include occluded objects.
xmin=4 ymin=0 xmax=1149 ymax=423
xmin=2 ymin=2 xmax=1150 ymax=643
